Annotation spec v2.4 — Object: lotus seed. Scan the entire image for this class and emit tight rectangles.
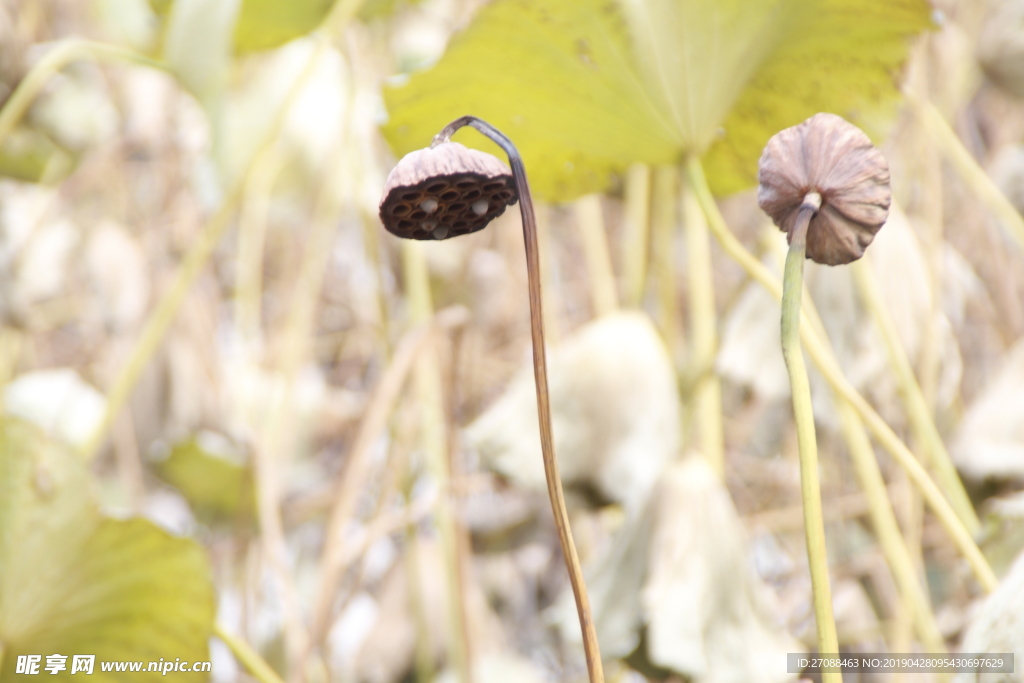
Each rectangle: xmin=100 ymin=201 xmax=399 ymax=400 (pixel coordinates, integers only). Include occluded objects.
xmin=433 ymin=225 xmax=450 ymax=239
xmin=420 ymin=198 xmax=439 ymax=213
xmin=422 ymin=220 xmax=437 ymax=230
xmin=472 ymin=199 xmax=489 ymax=216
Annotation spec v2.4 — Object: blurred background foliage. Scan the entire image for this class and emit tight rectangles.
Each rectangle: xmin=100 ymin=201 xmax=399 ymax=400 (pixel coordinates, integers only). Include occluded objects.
xmin=2 ymin=0 xmax=1024 ymax=681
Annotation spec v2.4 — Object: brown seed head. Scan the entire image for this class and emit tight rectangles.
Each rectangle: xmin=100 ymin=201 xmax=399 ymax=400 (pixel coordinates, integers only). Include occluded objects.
xmin=379 ymin=141 xmax=518 ymax=241
xmin=758 ymin=112 xmax=892 ymax=266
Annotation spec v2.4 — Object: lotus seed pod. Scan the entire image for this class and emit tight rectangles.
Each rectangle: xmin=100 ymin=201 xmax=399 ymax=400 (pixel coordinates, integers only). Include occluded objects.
xmin=379 ymin=141 xmax=518 ymax=240
xmin=758 ymin=112 xmax=892 ymax=266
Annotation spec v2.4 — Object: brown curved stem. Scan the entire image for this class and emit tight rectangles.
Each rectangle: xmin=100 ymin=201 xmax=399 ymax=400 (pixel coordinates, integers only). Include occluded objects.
xmin=435 ymin=116 xmax=605 ymax=683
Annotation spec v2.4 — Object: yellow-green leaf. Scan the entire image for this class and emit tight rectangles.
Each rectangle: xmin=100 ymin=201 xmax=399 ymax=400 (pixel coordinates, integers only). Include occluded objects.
xmin=359 ymin=0 xmax=420 ymax=22
xmin=156 ymin=435 xmax=256 ymax=526
xmin=155 ymin=0 xmax=332 ymax=53
xmin=149 ymin=0 xmax=173 ymax=17
xmin=233 ymin=0 xmax=333 ymax=52
xmin=162 ymin=0 xmax=239 ymax=116
xmin=0 ymin=127 xmax=76 ymax=184
xmin=0 ymin=420 xmax=215 ymax=682
xmin=701 ymin=0 xmax=935 ymax=194
xmin=382 ymin=0 xmax=932 ymax=201
xmin=382 ymin=0 xmax=681 ymax=200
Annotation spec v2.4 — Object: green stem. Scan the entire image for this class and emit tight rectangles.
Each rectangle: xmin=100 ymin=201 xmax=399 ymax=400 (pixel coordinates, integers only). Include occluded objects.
xmin=682 ymin=156 xmax=724 ymax=477
xmin=80 ymin=29 xmax=335 ymax=461
xmin=0 ymin=40 xmax=165 ymax=148
xmin=851 ymin=260 xmax=979 ymax=534
xmin=911 ymin=97 xmax=1024 ymax=251
xmin=687 ymin=159 xmax=997 ymax=593
xmin=781 ymin=196 xmax=840 ymax=678
xmin=214 ymin=623 xmax=285 ymax=683
xmin=80 ymin=193 xmax=240 ymax=460
xmin=837 ymin=403 xmax=945 ymax=652
xmin=0 ymin=40 xmax=165 ymax=459
xmin=622 ymin=164 xmax=652 ymax=308
xmin=402 ymin=241 xmax=473 ymax=683
xmin=405 ymin=523 xmax=435 ymax=683
xmin=652 ymin=165 xmax=681 ymax=358
xmin=575 ymin=194 xmax=619 ymax=316
xmin=234 ymin=145 xmax=287 ymax=343
xmin=792 ymin=283 xmax=945 ymax=653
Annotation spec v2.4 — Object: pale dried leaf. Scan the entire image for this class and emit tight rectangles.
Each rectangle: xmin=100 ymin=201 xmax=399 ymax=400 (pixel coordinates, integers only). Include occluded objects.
xmin=717 ymin=270 xmax=789 ymax=401
xmin=467 ymin=312 xmax=680 ymax=510
xmin=434 ymin=653 xmax=547 ymax=683
xmin=4 ymin=369 xmax=106 ymax=450
xmin=952 ymin=337 xmax=1024 ymax=481
xmin=556 ymin=458 xmax=800 ymax=683
xmin=31 ymin=72 xmax=120 ymax=152
xmin=954 ymin=549 xmax=1024 ymax=683
xmin=642 ymin=458 xmax=801 ymax=682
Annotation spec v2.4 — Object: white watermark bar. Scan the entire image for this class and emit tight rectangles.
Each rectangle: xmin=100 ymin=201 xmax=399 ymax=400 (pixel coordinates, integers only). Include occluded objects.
xmin=15 ymin=655 xmax=212 ymax=676
xmin=788 ymin=653 xmax=1014 ymax=674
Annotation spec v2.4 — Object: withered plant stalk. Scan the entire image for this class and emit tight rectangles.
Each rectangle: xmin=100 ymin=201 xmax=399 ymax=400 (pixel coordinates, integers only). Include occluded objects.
xmin=431 ymin=116 xmax=605 ymax=683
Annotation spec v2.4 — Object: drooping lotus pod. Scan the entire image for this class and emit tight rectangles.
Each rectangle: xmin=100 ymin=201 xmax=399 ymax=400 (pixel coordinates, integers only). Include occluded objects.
xmin=379 ymin=142 xmax=517 ymax=241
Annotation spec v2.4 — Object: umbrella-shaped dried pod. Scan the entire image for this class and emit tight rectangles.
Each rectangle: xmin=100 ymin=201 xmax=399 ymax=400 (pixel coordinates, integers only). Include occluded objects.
xmin=758 ymin=112 xmax=891 ymax=265
xmin=754 ymin=112 xmax=897 ymax=679
xmin=379 ymin=141 xmax=518 ymax=241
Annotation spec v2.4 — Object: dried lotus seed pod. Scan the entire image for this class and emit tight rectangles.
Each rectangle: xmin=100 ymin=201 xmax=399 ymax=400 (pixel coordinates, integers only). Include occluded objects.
xmin=379 ymin=141 xmax=518 ymax=241
xmin=758 ymin=112 xmax=892 ymax=266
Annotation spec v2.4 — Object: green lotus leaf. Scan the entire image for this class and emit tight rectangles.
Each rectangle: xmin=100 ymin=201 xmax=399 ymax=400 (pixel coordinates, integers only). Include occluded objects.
xmin=0 ymin=420 xmax=215 ymax=682
xmin=0 ymin=126 xmax=76 ymax=184
xmin=701 ymin=0 xmax=936 ymax=194
xmin=233 ymin=0 xmax=334 ymax=53
xmin=148 ymin=0 xmax=173 ymax=17
xmin=359 ymin=0 xmax=421 ymax=22
xmin=156 ymin=435 xmax=256 ymax=526
xmin=162 ymin=0 xmax=238 ymax=117
xmin=382 ymin=0 xmax=932 ymax=201
xmin=154 ymin=0 xmax=332 ymax=53
xmin=383 ymin=0 xmax=679 ymax=200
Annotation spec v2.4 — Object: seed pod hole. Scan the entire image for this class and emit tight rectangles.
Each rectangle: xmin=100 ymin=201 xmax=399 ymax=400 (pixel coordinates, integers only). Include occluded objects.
xmin=378 ymin=141 xmax=518 ymax=240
